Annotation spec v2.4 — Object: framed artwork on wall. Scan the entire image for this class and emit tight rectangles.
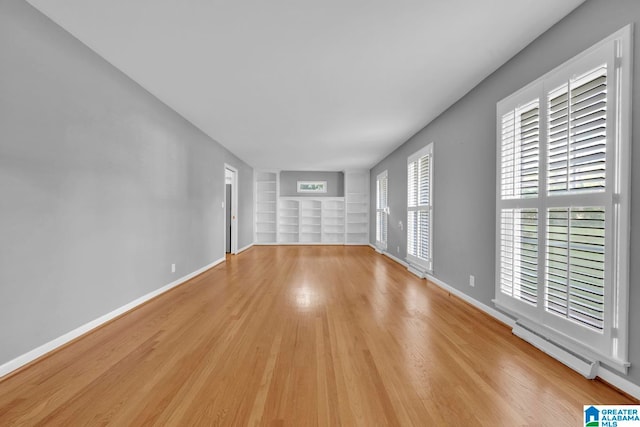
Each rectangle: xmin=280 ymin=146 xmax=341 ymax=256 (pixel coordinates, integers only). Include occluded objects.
xmin=297 ymin=181 xmax=327 ymax=193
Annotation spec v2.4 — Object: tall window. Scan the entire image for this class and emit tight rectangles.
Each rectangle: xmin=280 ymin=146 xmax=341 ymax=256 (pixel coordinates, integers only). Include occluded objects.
xmin=495 ymin=26 xmax=632 ymax=371
xmin=407 ymin=144 xmax=433 ymax=272
xmin=376 ymin=170 xmax=388 ymax=250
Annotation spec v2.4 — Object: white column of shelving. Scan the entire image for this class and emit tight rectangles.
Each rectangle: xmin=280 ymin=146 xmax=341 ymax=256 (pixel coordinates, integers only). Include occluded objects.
xmin=344 ymin=170 xmax=370 ymax=244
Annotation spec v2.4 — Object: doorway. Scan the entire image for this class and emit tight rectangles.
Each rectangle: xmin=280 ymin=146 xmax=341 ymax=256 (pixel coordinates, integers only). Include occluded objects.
xmin=224 ymin=165 xmax=238 ymax=255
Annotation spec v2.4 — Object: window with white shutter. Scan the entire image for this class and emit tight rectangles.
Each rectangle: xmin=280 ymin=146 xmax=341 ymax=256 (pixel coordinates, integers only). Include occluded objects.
xmin=495 ymin=26 xmax=632 ymax=371
xmin=376 ymin=170 xmax=388 ymax=250
xmin=407 ymin=144 xmax=433 ymax=272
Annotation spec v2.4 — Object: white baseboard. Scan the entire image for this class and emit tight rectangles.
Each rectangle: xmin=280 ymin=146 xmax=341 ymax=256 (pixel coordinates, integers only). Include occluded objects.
xmin=237 ymin=243 xmax=254 ymax=254
xmin=369 ymin=244 xmax=514 ymax=328
xmin=427 ymin=274 xmax=640 ymax=399
xmin=407 ymin=266 xmax=426 ymax=279
xmin=425 ymin=274 xmax=516 ymax=327
xmin=598 ymin=365 xmax=640 ymax=399
xmin=384 ymin=253 xmax=409 ymax=268
xmin=0 ymin=257 xmax=225 ymax=380
xmin=369 ymin=247 xmax=640 ymax=398
xmin=367 ymin=243 xmax=385 ymax=253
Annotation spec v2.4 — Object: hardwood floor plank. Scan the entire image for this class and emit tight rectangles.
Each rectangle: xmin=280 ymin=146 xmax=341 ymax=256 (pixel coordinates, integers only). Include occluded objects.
xmin=0 ymin=246 xmax=635 ymax=426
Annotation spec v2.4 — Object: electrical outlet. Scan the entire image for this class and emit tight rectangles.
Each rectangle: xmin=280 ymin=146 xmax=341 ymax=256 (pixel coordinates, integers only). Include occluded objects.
xmin=397 ymin=246 xmax=400 ymax=253
xmin=171 ymin=264 xmax=176 ymax=273
xmin=398 ymin=221 xmax=403 ymax=231
xmin=469 ymin=275 xmax=475 ymax=287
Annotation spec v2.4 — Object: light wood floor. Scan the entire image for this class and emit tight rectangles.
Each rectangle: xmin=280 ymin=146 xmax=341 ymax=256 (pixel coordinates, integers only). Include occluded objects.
xmin=0 ymin=246 xmax=634 ymax=425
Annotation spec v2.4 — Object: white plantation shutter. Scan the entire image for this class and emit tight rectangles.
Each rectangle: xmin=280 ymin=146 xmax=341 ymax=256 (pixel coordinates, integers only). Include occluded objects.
xmin=407 ymin=160 xmax=417 ymax=257
xmin=544 ymin=65 xmax=611 ymax=334
xmin=546 ymin=207 xmax=606 ymax=331
xmin=376 ymin=171 xmax=388 ymax=249
xmin=548 ymin=67 xmax=607 ymax=194
xmin=495 ymin=27 xmax=631 ymax=367
xmin=501 ymin=101 xmax=540 ymax=199
xmin=407 ymin=144 xmax=433 ymax=271
xmin=500 ymin=208 xmax=538 ymax=306
xmin=498 ymin=95 xmax=540 ymax=311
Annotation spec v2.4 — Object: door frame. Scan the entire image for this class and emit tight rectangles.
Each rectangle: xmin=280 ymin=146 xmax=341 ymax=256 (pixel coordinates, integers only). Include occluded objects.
xmin=376 ymin=169 xmax=388 ymax=251
xmin=224 ymin=164 xmax=239 ymax=255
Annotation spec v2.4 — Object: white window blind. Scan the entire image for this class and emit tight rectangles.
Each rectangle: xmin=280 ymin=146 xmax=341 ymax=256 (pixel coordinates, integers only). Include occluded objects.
xmin=494 ymin=26 xmax=632 ymax=370
xmin=546 ymin=207 xmax=606 ymax=331
xmin=407 ymin=144 xmax=433 ymax=272
xmin=548 ymin=66 xmax=607 ymax=194
xmin=500 ymin=208 xmax=538 ymax=306
xmin=501 ymin=100 xmax=540 ymax=199
xmin=376 ymin=171 xmax=388 ymax=250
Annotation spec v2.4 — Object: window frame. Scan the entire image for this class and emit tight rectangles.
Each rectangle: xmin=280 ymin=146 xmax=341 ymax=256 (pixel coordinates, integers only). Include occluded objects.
xmin=376 ymin=170 xmax=389 ymax=250
xmin=406 ymin=143 xmax=433 ymax=273
xmin=493 ymin=25 xmax=632 ymax=373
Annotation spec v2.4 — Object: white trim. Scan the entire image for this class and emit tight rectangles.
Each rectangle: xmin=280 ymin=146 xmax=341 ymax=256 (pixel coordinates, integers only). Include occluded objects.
xmin=511 ymin=323 xmax=640 ymax=398
xmin=598 ymin=365 xmax=640 ymax=400
xmin=407 ymin=144 xmax=432 ymax=164
xmin=0 ymin=257 xmax=225 ymax=380
xmin=406 ymin=143 xmax=433 ymax=272
xmin=611 ymin=23 xmax=633 ymax=365
xmin=426 ymin=274 xmax=516 ymax=327
xmin=385 ymin=252 xmax=409 ymax=268
xmin=369 ymin=244 xmax=409 ymax=268
xmin=369 ymin=247 xmax=516 ymax=327
xmin=375 ymin=170 xmax=388 ymax=250
xmin=407 ymin=265 xmax=426 ymax=279
xmin=512 ymin=323 xmax=599 ymax=379
xmin=494 ymin=299 xmax=630 ymax=374
xmin=237 ymin=243 xmax=254 ymax=254
xmin=406 ymin=255 xmax=431 ymax=274
xmin=224 ymin=164 xmax=239 ymax=255
xmin=494 ymin=25 xmax=633 ymax=364
xmin=384 ymin=238 xmax=624 ymax=341
xmin=371 ymin=248 xmax=640 ymax=399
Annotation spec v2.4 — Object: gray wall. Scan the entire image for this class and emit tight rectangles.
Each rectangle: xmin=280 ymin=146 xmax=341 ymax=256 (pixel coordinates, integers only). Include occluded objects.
xmin=280 ymin=171 xmax=344 ymax=197
xmin=0 ymin=0 xmax=253 ymax=366
xmin=370 ymin=0 xmax=640 ymax=386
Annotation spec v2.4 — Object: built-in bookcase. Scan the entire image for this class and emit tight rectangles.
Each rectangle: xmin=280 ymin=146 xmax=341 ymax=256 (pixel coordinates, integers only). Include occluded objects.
xmin=254 ymin=170 xmax=368 ymax=245
xmin=345 ymin=170 xmax=370 ymax=244
xmin=322 ymin=199 xmax=345 ymax=244
xmin=300 ymin=199 xmax=322 ymax=243
xmin=278 ymin=199 xmax=299 ymax=243
xmin=255 ymin=171 xmax=278 ymax=244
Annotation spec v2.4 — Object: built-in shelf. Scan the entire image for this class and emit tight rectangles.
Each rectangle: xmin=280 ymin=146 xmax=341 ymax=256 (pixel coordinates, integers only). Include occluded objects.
xmin=255 ymin=170 xmax=369 ymax=245
xmin=255 ymin=171 xmax=279 ymax=243
xmin=344 ymin=171 xmax=369 ymax=245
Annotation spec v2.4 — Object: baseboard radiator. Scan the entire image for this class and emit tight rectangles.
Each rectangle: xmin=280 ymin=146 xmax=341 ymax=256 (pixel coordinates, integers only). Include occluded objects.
xmin=512 ymin=323 xmax=599 ymax=379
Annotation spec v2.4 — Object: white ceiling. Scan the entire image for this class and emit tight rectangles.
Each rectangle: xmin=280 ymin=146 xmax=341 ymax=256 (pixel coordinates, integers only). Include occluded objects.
xmin=28 ymin=0 xmax=584 ymax=171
